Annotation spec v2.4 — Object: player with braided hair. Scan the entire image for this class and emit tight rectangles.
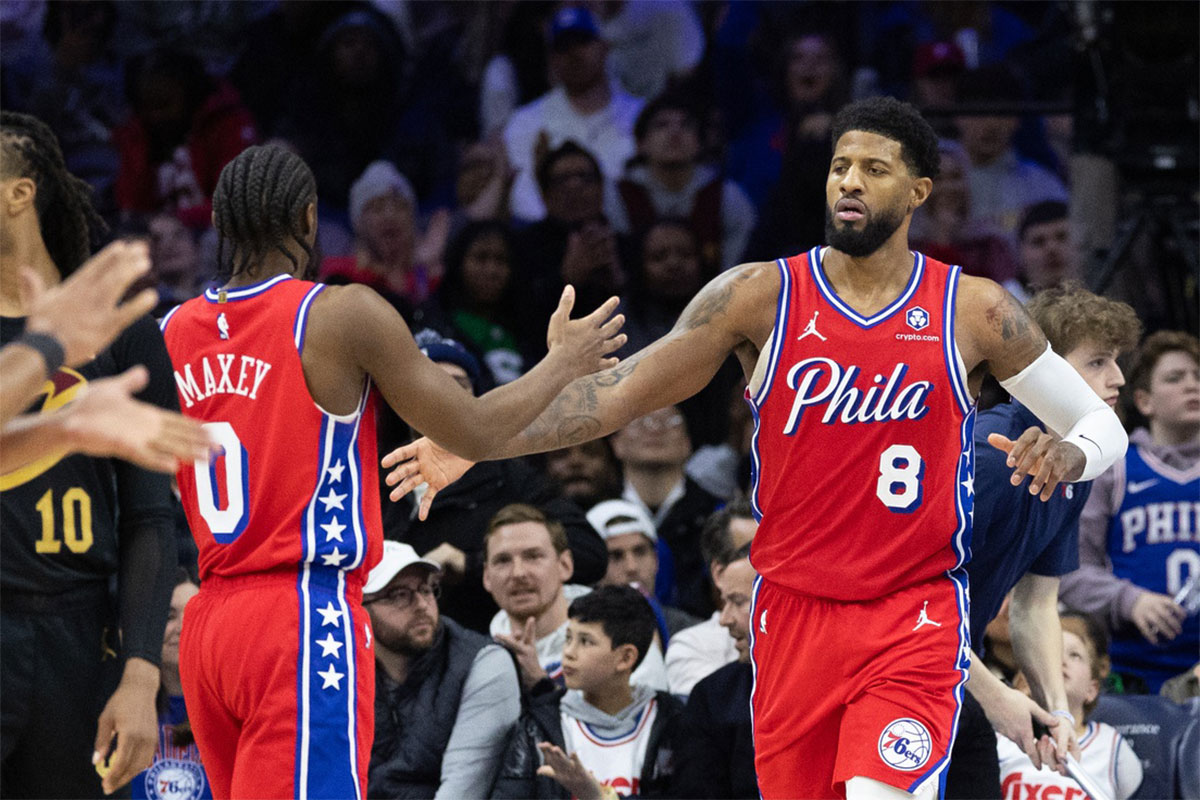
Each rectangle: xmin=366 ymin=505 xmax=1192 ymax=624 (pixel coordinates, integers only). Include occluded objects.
xmin=159 ymin=143 xmax=625 ymax=798
xmin=2 ymin=112 xmax=185 ymax=796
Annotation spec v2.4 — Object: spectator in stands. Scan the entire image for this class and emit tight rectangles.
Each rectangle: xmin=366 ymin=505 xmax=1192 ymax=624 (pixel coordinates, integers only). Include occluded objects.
xmin=483 ymin=504 xmax=667 ymax=692
xmin=478 ymin=1 xmax=555 ymax=138
xmin=113 ymin=47 xmax=257 ymax=229
xmin=595 ymin=0 xmax=704 ymax=100
xmin=998 ymin=615 xmax=1143 ymax=800
xmin=1060 ymin=331 xmax=1200 ymax=693
xmin=490 ymin=586 xmax=681 ymax=800
xmin=673 ymin=542 xmax=758 ymax=799
xmin=910 ymin=139 xmax=1018 ymax=284
xmin=954 ymin=66 xmax=1068 ymax=241
xmin=128 ymin=569 xmax=209 ymax=800
xmin=512 ymin=141 xmax=629 ymax=361
xmin=618 ymin=219 xmax=708 ymax=356
xmin=364 ymin=541 xmax=520 ymax=798
xmin=452 ymin=139 xmax=512 ymax=225
xmin=612 ymin=406 xmax=722 ymax=618
xmin=1007 ymin=201 xmax=1083 ymax=302
xmin=910 ymin=41 xmax=966 ymax=122
xmin=737 ymin=31 xmax=850 ymax=255
xmin=954 ymin=285 xmax=1140 ymax=787
xmin=146 ymin=212 xmax=205 ymax=313
xmin=665 ymin=501 xmax=756 ymax=697
xmin=415 ymin=221 xmax=524 ymax=385
xmin=503 ymin=6 xmax=643 ymax=221
xmin=320 ymin=160 xmax=447 ymax=314
xmin=587 ymin=498 xmax=700 ymax=642
xmin=12 ymin=0 xmax=124 ymax=218
xmin=384 ymin=334 xmax=606 ymax=633
xmin=544 ymin=439 xmax=624 ymax=511
xmin=611 ymin=95 xmax=755 ymax=271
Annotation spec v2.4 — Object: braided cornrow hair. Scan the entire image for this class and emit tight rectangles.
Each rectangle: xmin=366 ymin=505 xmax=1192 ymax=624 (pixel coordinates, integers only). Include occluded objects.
xmin=212 ymin=144 xmax=317 ymax=281
xmin=0 ymin=111 xmax=107 ymax=277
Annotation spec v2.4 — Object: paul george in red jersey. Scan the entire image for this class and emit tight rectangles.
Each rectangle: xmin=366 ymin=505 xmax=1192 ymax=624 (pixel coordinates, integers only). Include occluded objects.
xmin=382 ymin=97 xmax=1128 ymax=800
xmin=159 ymin=145 xmax=624 ymax=799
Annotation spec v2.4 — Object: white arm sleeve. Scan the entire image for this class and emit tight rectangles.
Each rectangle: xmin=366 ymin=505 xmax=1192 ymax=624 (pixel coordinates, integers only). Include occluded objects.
xmin=998 ymin=344 xmax=1128 ymax=481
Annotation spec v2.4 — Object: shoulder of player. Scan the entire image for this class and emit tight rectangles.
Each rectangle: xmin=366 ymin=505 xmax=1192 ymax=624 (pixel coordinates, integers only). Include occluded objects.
xmin=308 ymin=282 xmax=402 ymax=330
xmin=680 ymin=262 xmax=778 ymax=329
xmin=954 ymin=274 xmax=1046 ymax=369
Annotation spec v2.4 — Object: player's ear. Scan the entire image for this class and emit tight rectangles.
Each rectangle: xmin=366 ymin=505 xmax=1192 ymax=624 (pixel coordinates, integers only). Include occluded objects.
xmin=908 ymin=176 xmax=933 ymax=213
xmin=302 ymin=202 xmax=317 ymax=236
xmin=2 ymin=177 xmax=36 ymax=216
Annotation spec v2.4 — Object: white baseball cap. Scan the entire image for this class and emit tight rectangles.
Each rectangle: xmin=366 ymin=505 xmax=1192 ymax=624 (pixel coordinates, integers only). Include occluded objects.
xmin=364 ymin=541 xmax=441 ymax=595
xmin=586 ymin=499 xmax=658 ymax=544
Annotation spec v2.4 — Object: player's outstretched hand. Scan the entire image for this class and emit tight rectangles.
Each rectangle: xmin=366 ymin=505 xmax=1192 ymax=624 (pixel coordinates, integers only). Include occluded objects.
xmin=382 ymin=437 xmax=474 ymax=518
xmin=1130 ymin=591 xmax=1186 ymax=645
xmin=93 ymin=659 xmax=158 ymax=794
xmin=65 ymin=367 xmax=215 ymax=473
xmin=22 ymin=240 xmax=157 ymax=367
xmin=536 ymin=742 xmax=606 ymax=800
xmin=987 ymin=427 xmax=1086 ymax=502
xmin=545 ymin=285 xmax=626 ymax=380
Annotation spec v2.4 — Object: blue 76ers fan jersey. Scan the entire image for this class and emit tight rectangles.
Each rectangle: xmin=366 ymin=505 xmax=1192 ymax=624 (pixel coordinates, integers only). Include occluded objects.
xmin=160 ymin=275 xmax=383 ymax=585
xmin=1107 ymin=444 xmax=1200 ymax=690
xmin=747 ymin=248 xmax=975 ymax=600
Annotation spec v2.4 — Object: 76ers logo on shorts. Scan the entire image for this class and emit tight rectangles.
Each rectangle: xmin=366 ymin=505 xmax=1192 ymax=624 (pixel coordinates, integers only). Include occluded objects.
xmin=145 ymin=759 xmax=206 ymax=800
xmin=877 ymin=718 xmax=932 ymax=771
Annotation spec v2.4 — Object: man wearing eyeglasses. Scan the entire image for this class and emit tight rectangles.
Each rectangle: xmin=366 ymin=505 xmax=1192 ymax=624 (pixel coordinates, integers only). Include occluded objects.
xmin=364 ymin=541 xmax=520 ymax=799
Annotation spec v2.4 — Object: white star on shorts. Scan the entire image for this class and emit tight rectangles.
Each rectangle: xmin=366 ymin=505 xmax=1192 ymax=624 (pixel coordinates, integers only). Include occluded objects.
xmin=317 ymin=665 xmax=345 ymax=690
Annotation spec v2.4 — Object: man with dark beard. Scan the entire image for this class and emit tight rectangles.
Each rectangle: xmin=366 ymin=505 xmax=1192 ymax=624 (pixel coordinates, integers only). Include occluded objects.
xmin=384 ymin=96 xmax=1130 ymax=798
xmin=364 ymin=541 xmax=520 ymax=799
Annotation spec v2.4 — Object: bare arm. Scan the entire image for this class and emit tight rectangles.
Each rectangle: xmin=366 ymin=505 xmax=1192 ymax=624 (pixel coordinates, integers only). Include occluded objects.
xmin=1010 ymin=573 xmax=1076 ymax=768
xmin=319 ymin=283 xmax=624 ymax=461
xmin=491 ymin=262 xmax=775 ymax=459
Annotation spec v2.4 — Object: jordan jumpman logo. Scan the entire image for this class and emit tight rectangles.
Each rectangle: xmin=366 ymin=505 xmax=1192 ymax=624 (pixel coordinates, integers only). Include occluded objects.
xmin=797 ymin=310 xmax=827 ymax=341
xmin=912 ymin=601 xmax=942 ymax=631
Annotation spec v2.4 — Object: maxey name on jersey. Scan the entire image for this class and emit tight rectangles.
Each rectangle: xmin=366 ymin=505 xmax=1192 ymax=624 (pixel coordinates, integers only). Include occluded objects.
xmin=173 ymin=354 xmax=272 ymax=408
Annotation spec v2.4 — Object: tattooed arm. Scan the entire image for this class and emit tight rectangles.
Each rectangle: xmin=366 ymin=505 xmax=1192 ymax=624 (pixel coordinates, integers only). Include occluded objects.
xmin=491 ymin=262 xmax=777 ymax=458
xmin=956 ymin=275 xmax=1048 ymax=383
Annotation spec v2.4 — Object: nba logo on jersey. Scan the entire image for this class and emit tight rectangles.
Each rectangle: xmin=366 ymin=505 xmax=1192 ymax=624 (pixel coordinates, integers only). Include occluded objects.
xmin=217 ymin=313 xmax=230 ymax=340
xmin=877 ymin=718 xmax=932 ymax=771
xmin=905 ymin=307 xmax=929 ymax=331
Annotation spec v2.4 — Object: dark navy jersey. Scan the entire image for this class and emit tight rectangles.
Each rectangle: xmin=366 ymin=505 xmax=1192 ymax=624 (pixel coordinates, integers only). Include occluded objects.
xmin=968 ymin=401 xmax=1087 ymax=652
xmin=1107 ymin=443 xmax=1199 ymax=691
xmin=0 ymin=315 xmax=179 ymax=594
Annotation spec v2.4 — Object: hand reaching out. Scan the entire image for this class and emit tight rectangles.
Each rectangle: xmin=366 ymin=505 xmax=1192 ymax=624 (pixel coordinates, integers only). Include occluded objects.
xmin=987 ymin=428 xmax=1086 ymax=502
xmin=536 ymin=743 xmax=605 ymax=800
xmin=382 ymin=437 xmax=474 ymax=519
xmin=545 ymin=286 xmax=626 ymax=381
xmin=494 ymin=617 xmax=548 ymax=690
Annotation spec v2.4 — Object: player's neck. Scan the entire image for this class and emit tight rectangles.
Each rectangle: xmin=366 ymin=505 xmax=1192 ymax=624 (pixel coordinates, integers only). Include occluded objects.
xmin=223 ymin=251 xmax=302 ymax=289
xmin=1149 ymin=417 xmax=1200 ymax=447
xmin=624 ymin=465 xmax=683 ymax=510
xmin=822 ymin=236 xmax=916 ymax=307
xmin=0 ymin=236 xmax=58 ymax=316
xmin=583 ymin=677 xmax=635 ymax=716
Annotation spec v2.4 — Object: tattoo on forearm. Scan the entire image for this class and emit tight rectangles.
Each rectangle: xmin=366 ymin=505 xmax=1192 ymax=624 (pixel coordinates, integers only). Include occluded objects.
xmin=518 ymin=356 xmax=643 ymax=450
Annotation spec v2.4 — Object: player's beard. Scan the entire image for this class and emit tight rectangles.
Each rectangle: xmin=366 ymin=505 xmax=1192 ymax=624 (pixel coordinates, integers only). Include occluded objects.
xmin=824 ymin=203 xmax=905 ymax=258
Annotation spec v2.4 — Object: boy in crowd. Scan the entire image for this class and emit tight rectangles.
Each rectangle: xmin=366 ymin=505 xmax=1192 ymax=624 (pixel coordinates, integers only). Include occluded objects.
xmin=491 ymin=585 xmax=681 ymax=799
xmin=1060 ymin=331 xmax=1200 ymax=692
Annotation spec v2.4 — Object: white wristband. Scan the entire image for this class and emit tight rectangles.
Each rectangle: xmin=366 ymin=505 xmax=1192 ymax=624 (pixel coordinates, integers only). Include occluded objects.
xmin=1051 ymin=709 xmax=1076 ymax=727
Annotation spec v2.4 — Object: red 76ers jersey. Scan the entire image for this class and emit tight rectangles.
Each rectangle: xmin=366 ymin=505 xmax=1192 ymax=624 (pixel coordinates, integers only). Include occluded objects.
xmin=160 ymin=275 xmax=382 ymax=585
xmin=747 ymin=248 xmax=975 ymax=600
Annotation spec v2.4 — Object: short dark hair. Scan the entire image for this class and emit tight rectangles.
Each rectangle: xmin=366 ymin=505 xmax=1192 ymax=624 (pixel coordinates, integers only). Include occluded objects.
xmin=484 ymin=503 xmax=569 ymax=558
xmin=633 ymin=92 xmax=702 ymax=142
xmin=830 ymin=96 xmax=940 ymax=179
xmin=1129 ymin=330 xmax=1200 ymax=395
xmin=700 ymin=499 xmax=756 ymax=567
xmin=535 ymin=140 xmax=601 ymax=194
xmin=1 ymin=111 xmax=107 ymax=277
xmin=568 ymin=585 xmax=657 ymax=670
xmin=1018 ymin=201 xmax=1068 ymax=241
xmin=212 ymin=144 xmax=317 ymax=281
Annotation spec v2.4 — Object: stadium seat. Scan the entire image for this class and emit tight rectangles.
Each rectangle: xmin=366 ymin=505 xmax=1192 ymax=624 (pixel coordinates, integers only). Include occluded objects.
xmin=1092 ymin=694 xmax=1196 ymax=799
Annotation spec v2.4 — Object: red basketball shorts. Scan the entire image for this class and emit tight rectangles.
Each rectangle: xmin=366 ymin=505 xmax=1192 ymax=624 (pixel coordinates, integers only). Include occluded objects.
xmin=179 ymin=569 xmax=374 ymax=799
xmin=748 ymin=572 xmax=969 ymax=798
